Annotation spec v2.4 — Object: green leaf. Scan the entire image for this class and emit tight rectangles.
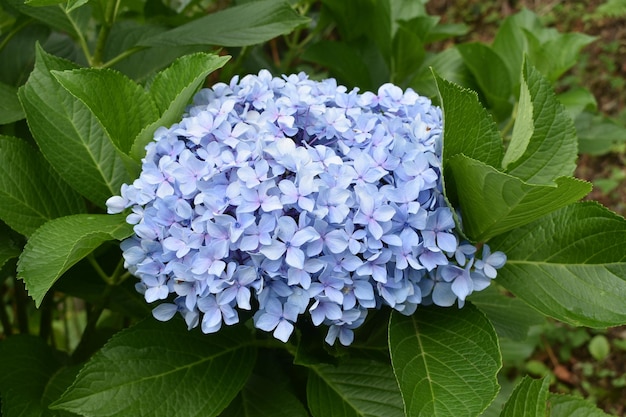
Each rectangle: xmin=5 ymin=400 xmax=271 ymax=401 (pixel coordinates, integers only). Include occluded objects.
xmin=220 ymin=374 xmax=308 ymax=417
xmin=52 ymin=68 xmax=158 ymax=155
xmin=469 ymin=286 xmax=545 ymax=341
xmin=131 ymin=52 xmax=230 ymax=159
xmin=588 ymin=335 xmax=610 ymax=361
xmin=449 ymin=155 xmax=591 ymax=242
xmin=17 ymin=214 xmax=133 ymax=307
xmin=575 ymin=111 xmax=626 ymax=155
xmin=490 ymin=202 xmax=626 ymax=328
xmin=557 ymin=88 xmax=597 ymax=120
xmin=306 ymin=359 xmax=404 ymax=417
xmin=140 ymin=0 xmax=309 ymax=48
xmin=456 ymin=43 xmax=512 ymax=120
xmin=524 ymin=30 xmax=596 ymax=82
xmin=0 ymin=223 xmax=21 ymax=270
xmin=435 ymin=72 xmax=503 ymax=169
xmin=391 ymin=19 xmax=427 ymax=85
xmin=24 ymin=0 xmax=65 ymax=6
xmin=499 ymin=376 xmax=549 ymax=417
xmin=388 ymin=304 xmax=501 ymax=417
xmin=492 ymin=9 xmax=541 ymax=91
xmin=0 ymin=82 xmax=24 ymax=124
xmin=51 ymin=319 xmax=256 ymax=417
xmin=503 ymin=61 xmax=578 ymax=184
xmin=0 ymin=335 xmax=65 ymax=417
xmin=3 ymin=0 xmax=90 ymax=39
xmin=302 ymin=40 xmax=373 ymax=90
xmin=548 ymin=394 xmax=613 ymax=417
xmin=409 ymin=48 xmax=472 ymax=98
xmin=0 ymin=135 xmax=85 ymax=237
xmin=19 ymin=45 xmax=138 ymax=207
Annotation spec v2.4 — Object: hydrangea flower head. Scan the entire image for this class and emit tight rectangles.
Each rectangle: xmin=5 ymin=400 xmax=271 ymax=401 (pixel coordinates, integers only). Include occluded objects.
xmin=107 ymin=70 xmax=506 ymax=345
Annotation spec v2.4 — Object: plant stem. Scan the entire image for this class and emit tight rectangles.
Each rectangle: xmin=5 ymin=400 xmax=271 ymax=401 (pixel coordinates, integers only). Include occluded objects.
xmin=0 ymin=286 xmax=13 ymax=337
xmin=39 ymin=291 xmax=55 ymax=342
xmin=63 ymin=4 xmax=93 ymax=66
xmin=0 ymin=18 xmax=33 ymax=53
xmin=91 ymin=0 xmax=121 ymax=66
xmin=71 ymin=284 xmax=114 ymax=363
xmin=100 ymin=46 xmax=146 ymax=69
xmin=13 ymin=276 xmax=29 ymax=334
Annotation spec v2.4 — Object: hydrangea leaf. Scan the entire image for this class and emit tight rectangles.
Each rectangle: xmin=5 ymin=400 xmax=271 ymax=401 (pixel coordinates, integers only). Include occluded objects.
xmin=0 ymin=82 xmax=24 ymax=124
xmin=306 ymin=359 xmax=404 ymax=417
xmin=19 ymin=44 xmax=137 ymax=207
xmin=302 ymin=40 xmax=373 ymax=90
xmin=388 ymin=304 xmax=501 ymax=417
xmin=499 ymin=376 xmax=549 ymax=417
xmin=0 ymin=335 xmax=66 ymax=417
xmin=52 ymin=68 xmax=159 ymax=155
xmin=449 ymin=154 xmax=591 ymax=242
xmin=3 ymin=0 xmax=89 ymax=39
xmin=131 ymin=53 xmax=230 ymax=160
xmin=51 ymin=319 xmax=256 ymax=417
xmin=220 ymin=374 xmax=308 ymax=417
xmin=548 ymin=394 xmax=613 ymax=417
xmin=503 ymin=61 xmax=578 ymax=184
xmin=523 ymin=30 xmax=596 ymax=82
xmin=0 ymin=135 xmax=85 ymax=237
xmin=17 ymin=214 xmax=133 ymax=307
xmin=140 ymin=0 xmax=309 ymax=48
xmin=456 ymin=42 xmax=513 ymax=121
xmin=434 ymin=72 xmax=503 ymax=169
xmin=469 ymin=286 xmax=545 ymax=341
xmin=490 ymin=202 xmax=626 ymax=328
xmin=0 ymin=223 xmax=21 ymax=271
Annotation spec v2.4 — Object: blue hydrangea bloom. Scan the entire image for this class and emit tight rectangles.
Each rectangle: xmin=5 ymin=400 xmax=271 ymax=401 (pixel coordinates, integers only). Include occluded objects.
xmin=107 ymin=70 xmax=507 ymax=346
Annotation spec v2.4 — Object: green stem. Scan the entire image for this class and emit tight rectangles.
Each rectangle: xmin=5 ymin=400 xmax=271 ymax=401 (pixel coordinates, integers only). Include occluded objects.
xmin=71 ymin=285 xmax=114 ymax=363
xmin=100 ymin=46 xmax=147 ymax=69
xmin=38 ymin=291 xmax=55 ymax=342
xmin=13 ymin=276 xmax=29 ymax=334
xmin=0 ymin=285 xmax=13 ymax=337
xmin=500 ymin=101 xmax=518 ymax=141
xmin=92 ymin=0 xmax=121 ymax=66
xmin=87 ymin=253 xmax=112 ymax=284
xmin=0 ymin=18 xmax=33 ymax=53
xmin=63 ymin=4 xmax=93 ymax=66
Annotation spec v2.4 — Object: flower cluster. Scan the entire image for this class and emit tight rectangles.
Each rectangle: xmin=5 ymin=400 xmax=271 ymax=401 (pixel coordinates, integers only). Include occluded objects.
xmin=107 ymin=70 xmax=506 ymax=345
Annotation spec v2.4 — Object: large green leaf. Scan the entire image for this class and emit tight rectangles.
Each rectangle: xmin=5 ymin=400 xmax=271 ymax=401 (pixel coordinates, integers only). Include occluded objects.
xmin=140 ymin=0 xmax=309 ymax=48
xmin=492 ymin=9 xmax=541 ymax=92
xmin=499 ymin=376 xmax=549 ymax=417
xmin=0 ymin=223 xmax=21 ymax=271
xmin=17 ymin=214 xmax=133 ymax=307
xmin=469 ymin=286 xmax=544 ymax=341
xmin=52 ymin=68 xmax=159 ymax=155
xmin=0 ymin=82 xmax=24 ymax=124
xmin=503 ymin=61 xmax=578 ymax=184
xmin=3 ymin=0 xmax=90 ymax=39
xmin=220 ymin=374 xmax=308 ymax=417
xmin=51 ymin=319 xmax=256 ymax=417
xmin=524 ymin=30 xmax=595 ymax=82
xmin=409 ymin=48 xmax=472 ymax=99
xmin=456 ymin=43 xmax=512 ymax=120
xmin=449 ymin=155 xmax=590 ymax=242
xmin=435 ymin=73 xmax=503 ymax=169
xmin=388 ymin=304 xmax=501 ymax=417
xmin=306 ymin=359 xmax=404 ymax=417
xmin=575 ymin=111 xmax=626 ymax=156
xmin=19 ymin=45 xmax=137 ymax=207
xmin=0 ymin=335 xmax=66 ymax=417
xmin=548 ymin=394 xmax=612 ymax=417
xmin=491 ymin=202 xmax=626 ymax=327
xmin=0 ymin=135 xmax=85 ymax=237
xmin=131 ymin=53 xmax=230 ymax=159
xmin=302 ymin=41 xmax=373 ymax=90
